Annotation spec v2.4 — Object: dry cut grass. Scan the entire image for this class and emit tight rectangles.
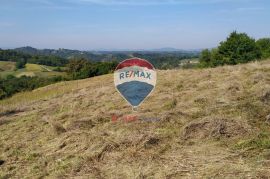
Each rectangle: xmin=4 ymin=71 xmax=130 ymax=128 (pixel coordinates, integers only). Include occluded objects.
xmin=0 ymin=60 xmax=270 ymax=178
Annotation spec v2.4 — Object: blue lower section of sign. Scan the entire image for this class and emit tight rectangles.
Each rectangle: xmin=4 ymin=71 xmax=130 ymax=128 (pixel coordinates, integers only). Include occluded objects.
xmin=117 ymin=81 xmax=154 ymax=107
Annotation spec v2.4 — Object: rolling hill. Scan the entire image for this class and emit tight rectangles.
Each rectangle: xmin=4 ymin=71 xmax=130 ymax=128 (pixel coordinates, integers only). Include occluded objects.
xmin=13 ymin=46 xmax=200 ymax=62
xmin=0 ymin=60 xmax=270 ymax=178
xmin=0 ymin=62 xmax=66 ymax=78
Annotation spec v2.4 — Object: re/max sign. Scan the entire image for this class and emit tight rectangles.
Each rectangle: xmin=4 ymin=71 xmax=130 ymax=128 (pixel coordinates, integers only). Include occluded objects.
xmin=119 ymin=70 xmax=152 ymax=80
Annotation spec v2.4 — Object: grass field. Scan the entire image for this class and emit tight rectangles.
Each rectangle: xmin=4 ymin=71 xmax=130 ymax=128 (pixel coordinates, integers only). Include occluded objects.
xmin=42 ymin=65 xmax=67 ymax=72
xmin=0 ymin=60 xmax=270 ymax=178
xmin=0 ymin=61 xmax=17 ymax=78
xmin=0 ymin=61 xmax=66 ymax=78
xmin=25 ymin=64 xmax=45 ymax=72
xmin=0 ymin=61 xmax=16 ymax=72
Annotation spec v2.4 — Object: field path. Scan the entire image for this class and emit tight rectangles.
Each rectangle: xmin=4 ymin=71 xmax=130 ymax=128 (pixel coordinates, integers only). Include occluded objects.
xmin=40 ymin=65 xmax=53 ymax=72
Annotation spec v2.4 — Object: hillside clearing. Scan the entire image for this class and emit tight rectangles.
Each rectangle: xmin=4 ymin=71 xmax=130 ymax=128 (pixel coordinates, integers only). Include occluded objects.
xmin=25 ymin=64 xmax=45 ymax=72
xmin=0 ymin=61 xmax=66 ymax=78
xmin=0 ymin=60 xmax=270 ymax=178
xmin=0 ymin=61 xmax=16 ymax=72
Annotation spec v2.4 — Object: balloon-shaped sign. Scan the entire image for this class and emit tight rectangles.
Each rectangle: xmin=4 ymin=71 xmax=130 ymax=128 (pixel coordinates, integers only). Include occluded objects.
xmin=114 ymin=58 xmax=157 ymax=109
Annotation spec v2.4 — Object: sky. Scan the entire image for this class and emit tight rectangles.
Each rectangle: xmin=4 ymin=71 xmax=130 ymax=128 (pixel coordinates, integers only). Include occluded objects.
xmin=0 ymin=0 xmax=269 ymax=50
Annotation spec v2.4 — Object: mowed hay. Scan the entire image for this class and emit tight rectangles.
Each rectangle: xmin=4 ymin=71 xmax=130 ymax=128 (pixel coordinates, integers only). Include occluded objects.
xmin=181 ymin=118 xmax=252 ymax=141
xmin=1 ymin=60 xmax=270 ymax=178
xmin=261 ymin=90 xmax=270 ymax=104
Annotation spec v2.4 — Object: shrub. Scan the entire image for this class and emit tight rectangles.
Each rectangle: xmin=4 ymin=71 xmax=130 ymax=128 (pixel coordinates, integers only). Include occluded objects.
xmin=199 ymin=49 xmax=211 ymax=67
xmin=256 ymin=38 xmax=270 ymax=59
xmin=16 ymin=59 xmax=27 ymax=69
xmin=218 ymin=31 xmax=261 ymax=64
xmin=199 ymin=31 xmax=263 ymax=67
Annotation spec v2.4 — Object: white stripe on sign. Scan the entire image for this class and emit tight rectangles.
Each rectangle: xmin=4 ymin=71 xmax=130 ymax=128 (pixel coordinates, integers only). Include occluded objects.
xmin=114 ymin=66 xmax=157 ymax=86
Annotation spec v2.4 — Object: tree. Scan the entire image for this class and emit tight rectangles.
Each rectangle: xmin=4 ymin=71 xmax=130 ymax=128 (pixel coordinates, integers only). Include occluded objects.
xmin=218 ymin=31 xmax=261 ymax=65
xmin=210 ymin=48 xmax=223 ymax=67
xmin=0 ymin=88 xmax=6 ymax=99
xmin=199 ymin=31 xmax=262 ymax=68
xmin=256 ymin=38 xmax=270 ymax=59
xmin=66 ymin=59 xmax=89 ymax=73
xmin=66 ymin=58 xmax=96 ymax=79
xmin=16 ymin=59 xmax=27 ymax=69
xmin=95 ymin=61 xmax=118 ymax=75
xmin=199 ymin=49 xmax=211 ymax=67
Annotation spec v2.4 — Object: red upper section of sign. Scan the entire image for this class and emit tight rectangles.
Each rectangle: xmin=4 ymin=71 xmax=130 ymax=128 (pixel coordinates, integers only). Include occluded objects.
xmin=116 ymin=58 xmax=154 ymax=70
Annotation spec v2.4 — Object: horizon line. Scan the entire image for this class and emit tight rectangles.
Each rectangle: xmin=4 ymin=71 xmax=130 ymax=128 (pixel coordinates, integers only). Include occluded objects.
xmin=0 ymin=46 xmax=204 ymax=52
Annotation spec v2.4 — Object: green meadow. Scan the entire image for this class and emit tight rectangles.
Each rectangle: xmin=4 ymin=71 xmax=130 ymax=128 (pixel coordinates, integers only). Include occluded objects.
xmin=0 ymin=61 xmax=66 ymax=78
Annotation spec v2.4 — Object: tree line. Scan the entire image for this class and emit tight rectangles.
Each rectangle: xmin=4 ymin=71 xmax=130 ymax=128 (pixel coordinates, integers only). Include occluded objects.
xmin=0 ymin=75 xmax=64 ymax=100
xmin=0 ymin=49 xmax=68 ymax=68
xmin=199 ymin=31 xmax=270 ymax=67
xmin=66 ymin=59 xmax=118 ymax=80
xmin=0 ymin=48 xmax=200 ymax=70
xmin=133 ymin=52 xmax=199 ymax=69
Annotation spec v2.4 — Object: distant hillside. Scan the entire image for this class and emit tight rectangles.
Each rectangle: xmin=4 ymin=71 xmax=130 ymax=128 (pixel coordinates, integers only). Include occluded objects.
xmin=0 ymin=60 xmax=270 ymax=178
xmin=0 ymin=61 xmax=66 ymax=79
xmin=12 ymin=47 xmax=199 ymax=69
xmin=14 ymin=46 xmax=200 ymax=62
xmin=14 ymin=47 xmax=132 ymax=62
